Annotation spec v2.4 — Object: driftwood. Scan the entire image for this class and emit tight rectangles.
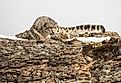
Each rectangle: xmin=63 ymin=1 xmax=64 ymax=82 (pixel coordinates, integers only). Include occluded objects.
xmin=0 ymin=37 xmax=121 ymax=83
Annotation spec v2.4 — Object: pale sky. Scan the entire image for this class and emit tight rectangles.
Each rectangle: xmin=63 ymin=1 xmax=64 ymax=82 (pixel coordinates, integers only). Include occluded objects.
xmin=0 ymin=0 xmax=121 ymax=36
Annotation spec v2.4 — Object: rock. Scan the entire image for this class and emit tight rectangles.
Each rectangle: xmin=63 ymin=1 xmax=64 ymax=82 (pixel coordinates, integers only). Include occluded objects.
xmin=0 ymin=36 xmax=121 ymax=83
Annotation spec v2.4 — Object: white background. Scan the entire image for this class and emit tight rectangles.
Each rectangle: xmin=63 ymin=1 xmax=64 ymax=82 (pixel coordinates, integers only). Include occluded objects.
xmin=0 ymin=0 xmax=121 ymax=36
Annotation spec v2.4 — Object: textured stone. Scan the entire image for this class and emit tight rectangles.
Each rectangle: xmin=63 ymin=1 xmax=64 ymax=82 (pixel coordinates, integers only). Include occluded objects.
xmin=0 ymin=37 xmax=121 ymax=83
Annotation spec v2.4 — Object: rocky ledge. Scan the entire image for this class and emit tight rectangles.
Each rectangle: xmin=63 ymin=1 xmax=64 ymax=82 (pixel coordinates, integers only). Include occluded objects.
xmin=0 ymin=36 xmax=121 ymax=83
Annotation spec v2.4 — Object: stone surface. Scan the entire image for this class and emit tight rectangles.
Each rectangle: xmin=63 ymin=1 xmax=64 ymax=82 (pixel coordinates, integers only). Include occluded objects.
xmin=0 ymin=37 xmax=121 ymax=83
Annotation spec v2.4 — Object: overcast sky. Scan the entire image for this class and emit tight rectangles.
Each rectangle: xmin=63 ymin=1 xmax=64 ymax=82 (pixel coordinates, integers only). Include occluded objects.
xmin=0 ymin=0 xmax=121 ymax=36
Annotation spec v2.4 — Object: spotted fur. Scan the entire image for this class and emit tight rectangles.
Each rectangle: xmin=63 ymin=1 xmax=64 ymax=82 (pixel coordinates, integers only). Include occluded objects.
xmin=16 ymin=16 xmax=105 ymax=40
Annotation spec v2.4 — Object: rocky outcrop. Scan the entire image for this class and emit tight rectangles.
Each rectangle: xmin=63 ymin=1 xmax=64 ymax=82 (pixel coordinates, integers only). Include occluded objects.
xmin=0 ymin=36 xmax=121 ymax=83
